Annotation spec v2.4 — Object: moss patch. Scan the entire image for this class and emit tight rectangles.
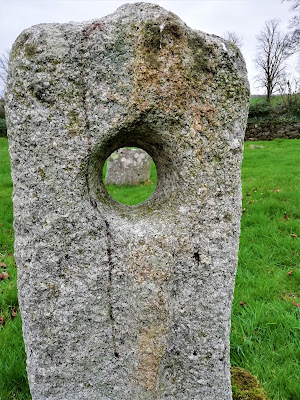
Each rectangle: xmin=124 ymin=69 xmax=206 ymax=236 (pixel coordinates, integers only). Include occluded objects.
xmin=25 ymin=43 xmax=37 ymax=57
xmin=231 ymin=367 xmax=269 ymax=400
xmin=38 ymin=167 xmax=46 ymax=182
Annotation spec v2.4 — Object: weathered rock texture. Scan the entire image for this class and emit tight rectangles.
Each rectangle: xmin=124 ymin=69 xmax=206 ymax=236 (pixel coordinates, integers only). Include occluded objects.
xmin=105 ymin=148 xmax=152 ymax=186
xmin=245 ymin=121 xmax=300 ymax=141
xmin=6 ymin=3 xmax=249 ymax=399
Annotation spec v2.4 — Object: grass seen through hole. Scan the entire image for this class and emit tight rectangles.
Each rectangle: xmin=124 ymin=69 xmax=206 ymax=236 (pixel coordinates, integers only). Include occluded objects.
xmin=103 ymin=155 xmax=157 ymax=205
xmin=0 ymin=138 xmax=299 ymax=399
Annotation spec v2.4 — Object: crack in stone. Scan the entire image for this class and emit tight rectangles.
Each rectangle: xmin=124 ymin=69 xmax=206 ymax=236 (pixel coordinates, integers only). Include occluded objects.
xmin=105 ymin=219 xmax=119 ymax=359
xmin=81 ymin=27 xmax=90 ymax=133
xmin=85 ymin=157 xmax=119 ymax=360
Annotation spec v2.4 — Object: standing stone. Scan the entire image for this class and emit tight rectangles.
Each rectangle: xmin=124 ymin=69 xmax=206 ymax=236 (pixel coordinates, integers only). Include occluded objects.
xmin=105 ymin=148 xmax=152 ymax=186
xmin=5 ymin=3 xmax=249 ymax=400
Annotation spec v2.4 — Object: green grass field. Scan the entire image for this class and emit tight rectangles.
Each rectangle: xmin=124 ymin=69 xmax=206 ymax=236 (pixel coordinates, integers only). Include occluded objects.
xmin=0 ymin=138 xmax=299 ymax=399
xmin=0 ymin=139 xmax=30 ymax=399
xmin=250 ymin=94 xmax=300 ymax=106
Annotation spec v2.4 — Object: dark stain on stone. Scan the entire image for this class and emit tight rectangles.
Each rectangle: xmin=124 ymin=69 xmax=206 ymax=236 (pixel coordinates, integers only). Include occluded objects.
xmin=223 ymin=212 xmax=233 ymax=222
xmin=38 ymin=167 xmax=46 ymax=181
xmin=25 ymin=43 xmax=37 ymax=57
xmin=164 ymin=21 xmax=182 ymax=38
xmin=141 ymin=21 xmax=161 ymax=51
xmin=83 ymin=21 xmax=105 ymax=38
xmin=193 ymin=252 xmax=200 ymax=264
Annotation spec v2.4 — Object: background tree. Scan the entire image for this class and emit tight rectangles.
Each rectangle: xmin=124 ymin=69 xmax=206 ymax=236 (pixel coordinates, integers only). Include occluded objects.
xmin=0 ymin=51 xmax=9 ymax=99
xmin=283 ymin=0 xmax=300 ymax=78
xmin=255 ymin=19 xmax=296 ymax=101
xmin=283 ymin=0 xmax=300 ymax=41
xmin=223 ymin=31 xmax=243 ymax=48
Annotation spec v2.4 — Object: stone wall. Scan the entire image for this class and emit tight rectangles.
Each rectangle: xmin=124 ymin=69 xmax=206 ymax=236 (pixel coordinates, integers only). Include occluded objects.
xmin=245 ymin=121 xmax=300 ymax=141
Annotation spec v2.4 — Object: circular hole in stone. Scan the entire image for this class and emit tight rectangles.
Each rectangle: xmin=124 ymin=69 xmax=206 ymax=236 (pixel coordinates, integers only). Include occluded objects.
xmin=102 ymin=147 xmax=157 ymax=205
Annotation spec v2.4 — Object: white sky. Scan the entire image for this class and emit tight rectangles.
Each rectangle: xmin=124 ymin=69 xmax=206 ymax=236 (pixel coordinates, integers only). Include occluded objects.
xmin=0 ymin=0 xmax=298 ymax=94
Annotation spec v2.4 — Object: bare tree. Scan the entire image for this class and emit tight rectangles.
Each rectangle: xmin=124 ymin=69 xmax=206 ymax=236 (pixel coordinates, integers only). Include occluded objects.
xmin=223 ymin=31 xmax=243 ymax=49
xmin=255 ymin=19 xmax=296 ymax=101
xmin=283 ymin=0 xmax=300 ymax=21
xmin=0 ymin=51 xmax=9 ymax=99
xmin=283 ymin=0 xmax=300 ymax=49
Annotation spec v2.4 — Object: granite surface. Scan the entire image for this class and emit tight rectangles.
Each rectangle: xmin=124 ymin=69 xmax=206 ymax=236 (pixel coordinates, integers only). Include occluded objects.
xmin=6 ymin=3 xmax=249 ymax=399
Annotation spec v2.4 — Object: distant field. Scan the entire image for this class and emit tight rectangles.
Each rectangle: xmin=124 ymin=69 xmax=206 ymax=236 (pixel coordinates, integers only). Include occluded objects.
xmin=250 ymin=93 xmax=300 ymax=105
xmin=0 ymin=138 xmax=299 ymax=399
xmin=249 ymin=94 xmax=300 ymax=123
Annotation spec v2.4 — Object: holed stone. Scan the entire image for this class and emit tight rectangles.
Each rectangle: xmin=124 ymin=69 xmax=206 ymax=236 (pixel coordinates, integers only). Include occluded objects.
xmin=6 ymin=3 xmax=249 ymax=399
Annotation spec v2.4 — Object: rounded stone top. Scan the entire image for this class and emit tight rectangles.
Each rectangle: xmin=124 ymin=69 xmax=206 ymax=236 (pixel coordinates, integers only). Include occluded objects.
xmin=6 ymin=3 xmax=249 ymax=399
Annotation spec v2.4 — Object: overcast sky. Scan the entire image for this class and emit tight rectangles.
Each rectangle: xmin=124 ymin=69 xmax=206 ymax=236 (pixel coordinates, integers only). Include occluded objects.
xmin=0 ymin=0 xmax=298 ymax=94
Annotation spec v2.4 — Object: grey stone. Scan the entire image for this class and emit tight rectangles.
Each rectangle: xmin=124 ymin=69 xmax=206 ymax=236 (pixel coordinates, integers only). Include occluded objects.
xmin=105 ymin=148 xmax=152 ymax=186
xmin=245 ymin=122 xmax=300 ymax=141
xmin=250 ymin=145 xmax=264 ymax=149
xmin=5 ymin=2 xmax=249 ymax=399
